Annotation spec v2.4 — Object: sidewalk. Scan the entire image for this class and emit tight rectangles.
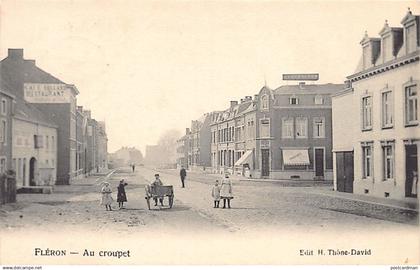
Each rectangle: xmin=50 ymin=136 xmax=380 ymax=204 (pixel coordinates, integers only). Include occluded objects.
xmin=312 ymin=188 xmax=419 ymax=211
xmin=160 ymin=167 xmax=419 ymax=212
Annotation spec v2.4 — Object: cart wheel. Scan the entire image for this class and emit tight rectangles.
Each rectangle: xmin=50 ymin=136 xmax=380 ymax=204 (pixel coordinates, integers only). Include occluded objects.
xmin=146 ymin=197 xmax=151 ymax=210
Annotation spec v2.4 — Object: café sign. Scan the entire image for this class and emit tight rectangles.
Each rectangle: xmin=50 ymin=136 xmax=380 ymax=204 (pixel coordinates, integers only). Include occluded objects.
xmin=282 ymin=73 xmax=319 ymax=81
xmin=24 ymin=83 xmax=71 ymax=103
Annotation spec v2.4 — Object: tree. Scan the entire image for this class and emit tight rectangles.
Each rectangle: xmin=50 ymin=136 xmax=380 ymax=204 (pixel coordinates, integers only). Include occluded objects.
xmin=157 ymin=129 xmax=181 ymax=164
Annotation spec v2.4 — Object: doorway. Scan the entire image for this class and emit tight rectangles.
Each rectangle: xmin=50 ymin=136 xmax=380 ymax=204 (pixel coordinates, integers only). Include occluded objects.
xmin=261 ymin=149 xmax=270 ymax=177
xmin=405 ymin=145 xmax=418 ymax=198
xmin=29 ymin=157 xmax=37 ymax=186
xmin=336 ymin=151 xmax=354 ymax=193
xmin=314 ymin=148 xmax=325 ymax=178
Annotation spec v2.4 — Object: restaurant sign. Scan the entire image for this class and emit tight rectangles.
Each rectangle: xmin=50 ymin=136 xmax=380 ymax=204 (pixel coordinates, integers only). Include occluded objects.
xmin=282 ymin=73 xmax=319 ymax=81
xmin=24 ymin=83 xmax=71 ymax=103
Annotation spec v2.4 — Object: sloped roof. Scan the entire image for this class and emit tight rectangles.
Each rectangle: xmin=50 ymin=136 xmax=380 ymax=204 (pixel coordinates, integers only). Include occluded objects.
xmin=14 ymin=97 xmax=57 ymax=128
xmin=274 ymin=83 xmax=345 ymax=95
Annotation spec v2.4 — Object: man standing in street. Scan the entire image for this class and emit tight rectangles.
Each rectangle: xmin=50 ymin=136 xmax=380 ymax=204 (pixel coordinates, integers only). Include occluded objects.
xmin=180 ymin=166 xmax=187 ymax=188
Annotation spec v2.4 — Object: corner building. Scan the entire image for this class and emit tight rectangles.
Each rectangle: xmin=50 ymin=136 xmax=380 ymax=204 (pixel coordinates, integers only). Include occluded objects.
xmin=332 ymin=9 xmax=420 ymax=199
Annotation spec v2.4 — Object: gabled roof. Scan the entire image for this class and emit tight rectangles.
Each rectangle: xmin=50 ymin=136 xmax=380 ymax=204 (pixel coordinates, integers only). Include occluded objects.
xmin=274 ymin=83 xmax=345 ymax=95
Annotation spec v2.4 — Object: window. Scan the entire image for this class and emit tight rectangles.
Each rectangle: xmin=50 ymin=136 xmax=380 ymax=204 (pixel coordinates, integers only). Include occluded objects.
xmin=382 ymin=143 xmax=394 ymax=180
xmin=0 ymin=157 xmax=6 ymax=173
xmin=382 ymin=91 xmax=393 ymax=128
xmin=406 ymin=24 xmax=417 ymax=54
xmin=405 ymin=84 xmax=418 ymax=125
xmin=313 ymin=117 xmax=325 ymax=138
xmin=362 ymin=96 xmax=373 ymax=130
xmin=382 ymin=35 xmax=392 ymax=62
xmin=314 ymin=95 xmax=324 ymax=105
xmin=1 ymin=99 xmax=7 ymax=116
xmin=34 ymin=135 xmax=44 ymax=148
xmin=282 ymin=118 xmax=294 ymax=138
xmin=363 ymin=45 xmax=370 ymax=69
xmin=289 ymin=96 xmax=299 ymax=105
xmin=260 ymin=119 xmax=270 ymax=138
xmin=261 ymin=95 xmax=269 ymax=110
xmin=46 ymin=135 xmax=49 ymax=149
xmin=0 ymin=119 xmax=6 ymax=144
xmin=362 ymin=143 xmax=373 ymax=179
xmin=295 ymin=117 xmax=307 ymax=138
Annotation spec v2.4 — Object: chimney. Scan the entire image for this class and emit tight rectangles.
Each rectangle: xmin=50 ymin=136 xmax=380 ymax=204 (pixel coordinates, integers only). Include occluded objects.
xmin=8 ymin=48 xmax=24 ymax=60
xmin=344 ymin=80 xmax=352 ymax=89
xmin=245 ymin=96 xmax=252 ymax=101
xmin=230 ymin=100 xmax=238 ymax=108
xmin=254 ymin=94 xmax=259 ymax=101
xmin=299 ymin=82 xmax=306 ymax=89
xmin=240 ymin=98 xmax=245 ymax=103
xmin=26 ymin=59 xmax=36 ymax=66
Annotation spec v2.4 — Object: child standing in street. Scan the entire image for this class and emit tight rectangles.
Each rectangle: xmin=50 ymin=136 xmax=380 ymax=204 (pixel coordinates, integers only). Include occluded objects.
xmin=211 ymin=179 xmax=221 ymax=208
xmin=117 ymin=179 xmax=128 ymax=209
xmin=100 ymin=182 xmax=114 ymax=211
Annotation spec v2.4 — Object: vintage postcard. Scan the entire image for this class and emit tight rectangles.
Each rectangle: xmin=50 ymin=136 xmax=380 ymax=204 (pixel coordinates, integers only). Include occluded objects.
xmin=0 ymin=0 xmax=419 ymax=267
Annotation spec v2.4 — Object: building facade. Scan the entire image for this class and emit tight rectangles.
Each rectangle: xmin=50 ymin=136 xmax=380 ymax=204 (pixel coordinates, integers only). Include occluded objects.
xmin=94 ymin=121 xmax=108 ymax=172
xmin=332 ymin=10 xmax=419 ymax=199
xmin=0 ymin=88 xmax=15 ymax=174
xmin=176 ymin=128 xmax=190 ymax=169
xmin=0 ymin=49 xmax=79 ymax=184
xmin=188 ymin=113 xmax=217 ymax=170
xmin=12 ymin=98 xmax=58 ymax=187
xmin=210 ymin=97 xmax=257 ymax=176
xmin=210 ymin=83 xmax=343 ymax=180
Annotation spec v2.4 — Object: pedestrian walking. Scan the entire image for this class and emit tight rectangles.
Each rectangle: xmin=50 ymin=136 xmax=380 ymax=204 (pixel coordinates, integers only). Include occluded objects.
xmin=100 ymin=182 xmax=113 ymax=211
xmin=211 ymin=179 xmax=221 ymax=208
xmin=180 ymin=166 xmax=187 ymax=188
xmin=220 ymin=174 xmax=233 ymax=209
xmin=117 ymin=179 xmax=128 ymax=209
xmin=132 ymin=164 xmax=136 ymax=173
xmin=151 ymin=173 xmax=164 ymax=206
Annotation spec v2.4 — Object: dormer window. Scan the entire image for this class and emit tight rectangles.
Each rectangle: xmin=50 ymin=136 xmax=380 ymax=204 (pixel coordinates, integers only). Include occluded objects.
xmin=382 ymin=34 xmax=392 ymax=62
xmin=261 ymin=95 xmax=269 ymax=110
xmin=406 ymin=23 xmax=417 ymax=53
xmin=362 ymin=44 xmax=371 ymax=69
xmin=289 ymin=96 xmax=299 ymax=105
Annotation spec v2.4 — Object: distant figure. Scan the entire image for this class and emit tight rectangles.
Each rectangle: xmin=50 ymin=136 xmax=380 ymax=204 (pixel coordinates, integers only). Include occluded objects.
xmin=100 ymin=182 xmax=113 ymax=211
xmin=117 ymin=179 xmax=128 ymax=209
xmin=132 ymin=164 xmax=136 ymax=173
xmin=220 ymin=174 xmax=233 ymax=209
xmin=180 ymin=166 xmax=187 ymax=188
xmin=211 ymin=179 xmax=221 ymax=208
xmin=151 ymin=173 xmax=164 ymax=206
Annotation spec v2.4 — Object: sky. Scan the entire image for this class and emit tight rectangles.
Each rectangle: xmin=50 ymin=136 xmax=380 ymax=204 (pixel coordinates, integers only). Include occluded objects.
xmin=0 ymin=0 xmax=418 ymax=153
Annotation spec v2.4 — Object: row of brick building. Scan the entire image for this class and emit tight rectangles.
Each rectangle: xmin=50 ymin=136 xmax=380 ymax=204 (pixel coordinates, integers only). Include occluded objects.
xmin=0 ymin=49 xmax=108 ymax=189
xmin=177 ymin=9 xmax=419 ymax=201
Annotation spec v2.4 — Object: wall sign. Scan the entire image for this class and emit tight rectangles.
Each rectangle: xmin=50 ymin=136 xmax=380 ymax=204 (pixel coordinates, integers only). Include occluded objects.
xmin=282 ymin=73 xmax=319 ymax=81
xmin=24 ymin=83 xmax=71 ymax=103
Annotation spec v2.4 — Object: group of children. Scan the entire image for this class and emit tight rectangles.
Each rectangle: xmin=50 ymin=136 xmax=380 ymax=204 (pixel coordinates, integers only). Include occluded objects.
xmin=100 ymin=174 xmax=234 ymax=211
xmin=211 ymin=175 xmax=234 ymax=209
xmin=100 ymin=179 xmax=128 ymax=211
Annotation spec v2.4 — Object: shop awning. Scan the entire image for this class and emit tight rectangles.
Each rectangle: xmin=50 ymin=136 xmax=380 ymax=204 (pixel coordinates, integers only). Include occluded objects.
xmin=234 ymin=150 xmax=253 ymax=166
xmin=282 ymin=149 xmax=310 ymax=166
